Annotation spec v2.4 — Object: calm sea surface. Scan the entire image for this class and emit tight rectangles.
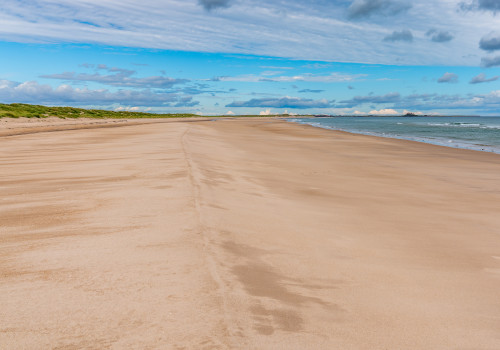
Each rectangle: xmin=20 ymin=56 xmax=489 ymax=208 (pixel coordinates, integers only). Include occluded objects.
xmin=288 ymin=116 xmax=500 ymax=154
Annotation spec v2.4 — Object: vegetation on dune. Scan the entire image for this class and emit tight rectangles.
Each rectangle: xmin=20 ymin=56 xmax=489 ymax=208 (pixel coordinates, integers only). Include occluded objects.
xmin=0 ymin=103 xmax=198 ymax=119
xmin=0 ymin=103 xmax=312 ymax=119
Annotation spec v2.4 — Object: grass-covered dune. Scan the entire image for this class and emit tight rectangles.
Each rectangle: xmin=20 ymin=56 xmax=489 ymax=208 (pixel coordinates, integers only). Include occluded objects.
xmin=0 ymin=103 xmax=198 ymax=119
xmin=0 ymin=103 xmax=310 ymax=119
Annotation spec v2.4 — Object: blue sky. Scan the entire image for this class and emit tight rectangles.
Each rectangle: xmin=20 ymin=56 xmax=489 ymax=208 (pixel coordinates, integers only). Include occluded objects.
xmin=0 ymin=0 xmax=499 ymax=115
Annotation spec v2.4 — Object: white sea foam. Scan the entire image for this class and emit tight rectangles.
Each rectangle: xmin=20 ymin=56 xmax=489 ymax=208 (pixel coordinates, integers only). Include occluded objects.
xmin=288 ymin=116 xmax=500 ymax=154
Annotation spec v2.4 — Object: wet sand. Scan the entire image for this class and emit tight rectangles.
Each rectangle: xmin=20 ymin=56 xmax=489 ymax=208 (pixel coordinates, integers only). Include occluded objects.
xmin=1 ymin=118 xmax=499 ymax=349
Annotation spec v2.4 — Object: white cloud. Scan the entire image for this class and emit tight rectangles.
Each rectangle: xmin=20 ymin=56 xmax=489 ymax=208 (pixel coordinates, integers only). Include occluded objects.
xmin=115 ymin=106 xmax=142 ymax=111
xmin=348 ymin=0 xmax=412 ymax=19
xmin=0 ymin=79 xmax=198 ymax=108
xmin=393 ymin=90 xmax=500 ymax=113
xmin=198 ymin=0 xmax=232 ymax=11
xmin=339 ymin=92 xmax=400 ymax=107
xmin=368 ymin=108 xmax=399 ymax=115
xmin=383 ymin=29 xmax=413 ymax=42
xmin=260 ymin=109 xmax=272 ymax=115
xmin=426 ymin=29 xmax=454 ymax=43
xmin=227 ymin=96 xmax=334 ymax=109
xmin=481 ymin=55 xmax=500 ymax=68
xmin=0 ymin=0 xmax=496 ymax=65
xmin=41 ymin=70 xmax=188 ymax=89
xmin=216 ymin=72 xmax=365 ymax=83
xmin=226 ymin=110 xmax=235 ymax=115
xmin=469 ymin=73 xmax=499 ymax=84
xmin=437 ymin=72 xmax=459 ymax=83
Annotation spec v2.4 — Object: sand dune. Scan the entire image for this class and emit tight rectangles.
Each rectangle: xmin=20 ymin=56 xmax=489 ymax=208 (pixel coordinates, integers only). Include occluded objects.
xmin=1 ymin=118 xmax=499 ymax=349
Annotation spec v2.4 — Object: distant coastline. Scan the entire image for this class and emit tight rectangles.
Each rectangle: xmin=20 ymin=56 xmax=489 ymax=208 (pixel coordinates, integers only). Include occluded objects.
xmin=0 ymin=103 xmax=490 ymax=119
xmin=312 ymin=113 xmax=483 ymax=118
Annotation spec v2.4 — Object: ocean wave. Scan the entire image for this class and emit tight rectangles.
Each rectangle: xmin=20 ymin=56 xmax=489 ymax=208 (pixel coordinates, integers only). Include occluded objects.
xmin=426 ymin=122 xmax=484 ymax=127
xmin=288 ymin=118 xmax=500 ymax=154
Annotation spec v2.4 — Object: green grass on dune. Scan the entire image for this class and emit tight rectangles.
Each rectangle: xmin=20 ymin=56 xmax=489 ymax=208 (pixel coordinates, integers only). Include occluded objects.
xmin=0 ymin=103 xmax=311 ymax=119
xmin=0 ymin=103 xmax=198 ymax=119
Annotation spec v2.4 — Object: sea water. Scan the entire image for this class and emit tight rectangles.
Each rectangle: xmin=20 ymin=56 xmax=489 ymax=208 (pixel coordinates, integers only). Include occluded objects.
xmin=288 ymin=116 xmax=500 ymax=154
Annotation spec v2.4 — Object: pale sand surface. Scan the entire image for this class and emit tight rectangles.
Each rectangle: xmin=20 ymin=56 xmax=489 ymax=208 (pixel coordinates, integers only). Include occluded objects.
xmin=1 ymin=118 xmax=499 ymax=349
xmin=0 ymin=117 xmax=214 ymax=137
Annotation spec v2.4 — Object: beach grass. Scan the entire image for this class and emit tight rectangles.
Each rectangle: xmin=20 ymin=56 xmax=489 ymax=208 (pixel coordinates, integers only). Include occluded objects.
xmin=0 ymin=103 xmax=198 ymax=119
xmin=0 ymin=103 xmax=306 ymax=119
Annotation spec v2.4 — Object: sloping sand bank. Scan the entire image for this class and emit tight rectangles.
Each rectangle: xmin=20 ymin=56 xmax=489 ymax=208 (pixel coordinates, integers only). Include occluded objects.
xmin=1 ymin=118 xmax=499 ymax=349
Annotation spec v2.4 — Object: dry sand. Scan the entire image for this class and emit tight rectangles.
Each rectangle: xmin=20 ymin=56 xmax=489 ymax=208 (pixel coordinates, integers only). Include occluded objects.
xmin=0 ymin=117 xmax=210 ymax=137
xmin=1 ymin=117 xmax=499 ymax=349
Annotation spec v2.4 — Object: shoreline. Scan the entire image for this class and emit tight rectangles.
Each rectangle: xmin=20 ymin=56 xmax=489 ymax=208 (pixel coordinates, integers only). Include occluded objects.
xmin=3 ymin=115 xmax=499 ymax=156
xmin=286 ymin=117 xmax=500 ymax=155
xmin=1 ymin=117 xmax=500 ymax=349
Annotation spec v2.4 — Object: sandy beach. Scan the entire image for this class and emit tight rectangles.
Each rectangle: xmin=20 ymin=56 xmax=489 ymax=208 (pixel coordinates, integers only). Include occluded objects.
xmin=1 ymin=117 xmax=499 ymax=349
